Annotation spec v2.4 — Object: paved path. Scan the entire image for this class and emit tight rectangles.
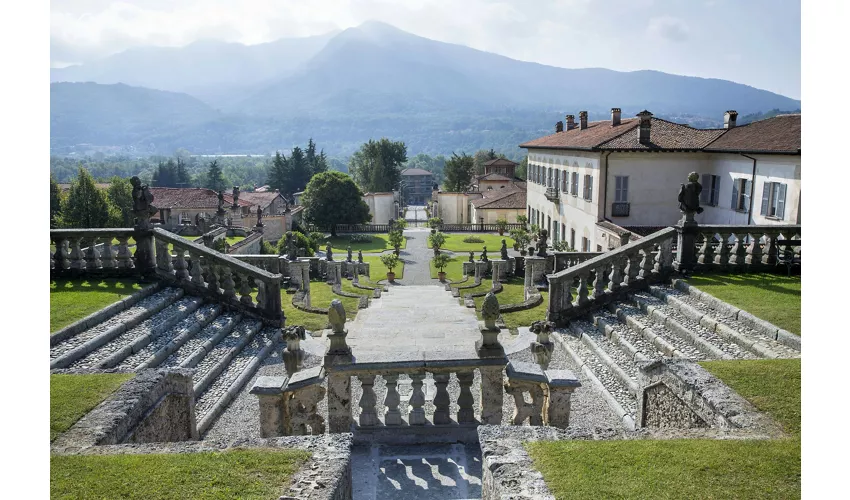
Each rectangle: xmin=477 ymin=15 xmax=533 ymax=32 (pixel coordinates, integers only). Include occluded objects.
xmin=396 ymin=229 xmax=441 ymax=286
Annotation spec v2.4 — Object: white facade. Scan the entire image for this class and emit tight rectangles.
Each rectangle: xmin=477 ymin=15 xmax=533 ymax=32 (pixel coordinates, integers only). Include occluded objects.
xmin=363 ymin=192 xmax=396 ymax=224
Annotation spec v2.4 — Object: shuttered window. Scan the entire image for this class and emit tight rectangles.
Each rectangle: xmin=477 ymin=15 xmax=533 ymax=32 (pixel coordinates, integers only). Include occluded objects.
xmin=584 ymin=175 xmax=593 ymax=201
xmin=571 ymin=172 xmax=579 ymax=195
xmin=615 ymin=176 xmax=629 ymax=202
xmin=700 ymin=174 xmax=720 ymax=206
xmin=760 ymin=181 xmax=788 ymax=220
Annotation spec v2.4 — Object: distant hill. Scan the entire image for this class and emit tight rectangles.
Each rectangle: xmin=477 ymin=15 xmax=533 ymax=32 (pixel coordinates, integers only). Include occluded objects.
xmin=738 ymin=108 xmax=801 ymax=125
xmin=49 ymin=21 xmax=801 ymax=157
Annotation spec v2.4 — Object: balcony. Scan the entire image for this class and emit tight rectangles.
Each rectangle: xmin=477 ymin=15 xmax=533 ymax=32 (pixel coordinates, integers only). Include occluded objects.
xmin=545 ymin=187 xmax=560 ymax=202
xmin=611 ymin=202 xmax=630 ymax=217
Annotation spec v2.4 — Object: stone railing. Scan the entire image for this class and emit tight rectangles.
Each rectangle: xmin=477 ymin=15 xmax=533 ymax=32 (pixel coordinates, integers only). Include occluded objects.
xmin=152 ymin=228 xmax=284 ymax=326
xmin=552 ymin=251 xmax=604 ymax=273
xmin=546 ymin=227 xmax=676 ymax=325
xmin=678 ymin=224 xmax=801 ymax=272
xmin=51 ymin=228 xmax=138 ymax=277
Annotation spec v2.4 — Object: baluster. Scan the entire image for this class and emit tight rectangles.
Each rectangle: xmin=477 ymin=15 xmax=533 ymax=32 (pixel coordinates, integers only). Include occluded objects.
xmin=173 ymin=247 xmax=189 ymax=281
xmin=763 ymin=232 xmax=778 ymax=265
xmin=69 ymin=237 xmax=84 ymax=270
xmin=189 ymin=252 xmax=204 ymax=285
xmin=715 ymin=232 xmax=731 ymax=267
xmin=592 ymin=264 xmax=606 ymax=299
xmin=639 ymin=248 xmax=655 ymax=280
xmin=220 ymin=266 xmax=237 ymax=300
xmin=206 ymin=265 xmax=220 ymax=294
xmin=697 ymin=232 xmax=715 ymax=265
xmin=52 ymin=237 xmax=67 ymax=271
xmin=255 ymin=278 xmax=267 ymax=310
xmin=622 ymin=252 xmax=639 ymax=286
xmin=408 ymin=373 xmax=427 ymax=425
xmin=456 ymin=370 xmax=475 ymax=423
xmin=100 ymin=236 xmax=117 ymax=269
xmin=732 ymin=233 xmax=748 ymax=266
xmin=358 ymin=375 xmax=379 ymax=426
xmin=607 ymin=256 xmax=623 ymax=292
xmin=529 ymin=383 xmax=545 ymax=426
xmin=746 ymin=231 xmax=763 ymax=265
xmin=85 ymin=237 xmax=102 ymax=270
xmin=115 ymin=236 xmax=133 ymax=269
xmin=384 ymin=374 xmax=402 ymax=426
xmin=156 ymin=239 xmax=173 ymax=273
xmin=507 ymin=382 xmax=531 ymax=425
xmin=239 ymin=273 xmax=254 ymax=306
xmin=433 ymin=373 xmax=451 ymax=425
xmin=577 ymin=271 xmax=590 ymax=306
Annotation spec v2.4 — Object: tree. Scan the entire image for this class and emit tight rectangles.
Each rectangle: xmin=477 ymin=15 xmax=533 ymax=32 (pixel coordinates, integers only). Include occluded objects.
xmin=516 ymin=156 xmax=528 ymax=180
xmin=389 ymin=230 xmax=404 ymax=256
xmin=349 ymin=138 xmax=407 ymax=193
xmin=442 ymin=152 xmax=475 ymax=192
xmin=205 ymin=160 xmax=227 ymax=192
xmin=473 ymin=148 xmax=498 ymax=176
xmin=301 ymin=171 xmax=371 ymax=237
xmin=55 ymin=167 xmax=116 ymax=228
xmin=176 ymin=157 xmax=191 ymax=187
xmin=267 ymin=152 xmax=288 ymax=193
xmin=432 ymin=252 xmax=451 ymax=280
xmin=306 ymin=138 xmax=329 ymax=176
xmin=50 ymin=175 xmax=63 ymax=229
xmin=284 ymin=146 xmax=312 ymax=196
xmin=428 ymin=231 xmax=447 ymax=256
xmin=106 ymin=176 xmax=134 ymax=226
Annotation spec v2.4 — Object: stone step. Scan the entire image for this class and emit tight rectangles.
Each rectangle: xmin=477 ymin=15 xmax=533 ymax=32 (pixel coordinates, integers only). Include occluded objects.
xmin=155 ymin=313 xmax=242 ymax=369
xmin=570 ymin=318 xmax=640 ymax=395
xmin=195 ymin=327 xmax=281 ymax=435
xmin=49 ymin=287 xmax=184 ymax=369
xmin=650 ymin=284 xmax=800 ymax=359
xmin=189 ymin=319 xmax=263 ymax=397
xmin=81 ymin=296 xmax=206 ymax=370
xmin=607 ymin=301 xmax=703 ymax=360
xmin=118 ymin=303 xmax=222 ymax=371
xmin=630 ymin=291 xmax=754 ymax=360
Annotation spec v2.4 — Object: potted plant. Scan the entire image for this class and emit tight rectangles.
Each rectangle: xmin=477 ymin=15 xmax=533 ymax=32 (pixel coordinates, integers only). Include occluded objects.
xmin=428 ymin=231 xmax=447 ymax=256
xmin=380 ymin=253 xmax=400 ymax=282
xmin=516 ymin=214 xmax=529 ymax=229
xmin=432 ymin=252 xmax=451 ymax=282
xmin=388 ymin=229 xmax=404 ymax=256
xmin=530 ymin=224 xmax=540 ymax=241
xmin=495 ymin=217 xmax=508 ymax=236
xmin=510 ymin=228 xmax=531 ymax=256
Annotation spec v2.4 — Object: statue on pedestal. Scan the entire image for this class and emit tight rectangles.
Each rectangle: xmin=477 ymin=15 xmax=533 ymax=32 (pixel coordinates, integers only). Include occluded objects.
xmin=346 ymin=245 xmax=353 ymax=263
xmin=480 ymin=246 xmax=489 ymax=263
xmin=500 ymin=239 xmax=509 ymax=260
xmin=285 ymin=231 xmax=298 ymax=262
xmin=326 ymin=243 xmax=333 ymax=261
xmin=678 ymin=172 xmax=704 ymax=224
xmin=537 ymin=229 xmax=549 ymax=257
xmin=130 ymin=176 xmax=157 ymax=229
xmin=256 ymin=207 xmax=263 ymax=226
xmin=231 ymin=186 xmax=240 ymax=209
xmin=358 ymin=250 xmax=364 ymax=263
xmin=217 ymin=190 xmax=226 ymax=214
xmin=468 ymin=251 xmax=475 ymax=263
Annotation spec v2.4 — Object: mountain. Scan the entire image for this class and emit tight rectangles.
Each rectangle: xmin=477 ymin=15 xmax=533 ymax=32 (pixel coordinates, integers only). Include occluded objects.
xmin=49 ymin=21 xmax=800 ymax=157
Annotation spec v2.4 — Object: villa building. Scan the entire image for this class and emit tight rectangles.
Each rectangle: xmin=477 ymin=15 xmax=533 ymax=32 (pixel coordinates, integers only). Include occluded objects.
xmin=521 ymin=109 xmax=801 ymax=251
xmin=401 ymin=168 xmax=434 ymax=205
xmin=430 ymin=157 xmax=527 ymax=224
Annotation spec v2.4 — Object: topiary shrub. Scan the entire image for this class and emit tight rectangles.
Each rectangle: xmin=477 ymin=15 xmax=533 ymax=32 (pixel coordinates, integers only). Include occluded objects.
xmin=462 ymin=236 xmax=485 ymax=244
xmin=349 ymin=234 xmax=373 ymax=243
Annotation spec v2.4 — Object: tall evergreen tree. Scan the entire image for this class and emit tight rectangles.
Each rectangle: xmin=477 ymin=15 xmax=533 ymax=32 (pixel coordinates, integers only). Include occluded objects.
xmin=55 ymin=167 xmax=116 ymax=228
xmin=50 ymin=174 xmax=63 ymax=229
xmin=205 ymin=159 xmax=227 ymax=192
xmin=442 ymin=152 xmax=475 ymax=192
xmin=106 ymin=176 xmax=134 ymax=226
xmin=473 ymin=148 xmax=499 ymax=176
xmin=349 ymin=138 xmax=407 ymax=193
xmin=266 ymin=152 xmax=288 ymax=193
xmin=176 ymin=157 xmax=191 ymax=187
xmin=306 ymin=138 xmax=329 ymax=176
xmin=285 ymin=146 xmax=311 ymax=195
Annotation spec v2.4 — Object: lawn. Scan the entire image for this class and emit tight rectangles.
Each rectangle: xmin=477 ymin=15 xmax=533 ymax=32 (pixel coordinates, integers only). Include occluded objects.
xmin=51 ymin=373 xmax=134 ymax=441
xmin=427 ymin=233 xmax=515 ymax=252
xmin=362 ymin=255 xmax=405 ymax=281
xmin=324 ymin=234 xmax=408 ymax=254
xmin=463 ymin=277 xmax=549 ymax=330
xmin=50 ymin=279 xmax=146 ymax=333
xmin=280 ymin=291 xmax=329 ymax=332
xmin=341 ymin=279 xmax=375 ymax=297
xmin=51 ymin=448 xmax=310 ymax=499
xmin=684 ymin=273 xmax=800 ymax=335
xmin=429 ymin=252 xmax=503 ymax=281
xmin=527 ymin=358 xmax=801 ymax=499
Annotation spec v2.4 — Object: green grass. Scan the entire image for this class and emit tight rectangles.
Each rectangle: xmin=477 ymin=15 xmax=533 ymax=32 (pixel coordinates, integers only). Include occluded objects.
xmin=50 ymin=279 xmax=145 ymax=333
xmin=51 ymin=448 xmax=310 ymax=499
xmin=700 ymin=358 xmax=801 ymax=436
xmin=685 ymin=273 xmax=800 ymax=335
xmin=528 ymin=357 xmax=801 ymax=499
xmin=279 ymin=290 xmax=329 ymax=331
xmin=427 ymin=233 xmax=515 ymax=252
xmin=310 ymin=282 xmax=361 ymax=319
xmin=324 ymin=234 xmax=408 ymax=254
xmin=430 ymin=252 xmax=502 ymax=281
xmin=363 ymin=255 xmax=404 ymax=280
xmin=51 ymin=373 xmax=135 ymax=441
xmin=341 ymin=279 xmax=375 ymax=297
xmin=225 ymin=236 xmax=246 ymax=246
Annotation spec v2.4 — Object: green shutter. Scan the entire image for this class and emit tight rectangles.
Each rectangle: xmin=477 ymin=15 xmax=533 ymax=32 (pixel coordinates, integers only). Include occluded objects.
xmin=701 ymin=174 xmax=710 ymax=203
xmin=760 ymin=182 xmax=770 ymax=216
xmin=732 ymin=179 xmax=739 ymax=209
xmin=776 ymin=183 xmax=787 ymax=220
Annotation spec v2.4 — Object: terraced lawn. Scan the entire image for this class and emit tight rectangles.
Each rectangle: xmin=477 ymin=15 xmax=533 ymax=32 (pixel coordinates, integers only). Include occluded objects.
xmin=363 ymin=255 xmax=405 ymax=281
xmin=427 ymin=233 xmax=515 ymax=252
xmin=684 ymin=273 xmax=801 ymax=335
xmin=325 ymin=234 xmax=408 ymax=254
xmin=528 ymin=358 xmax=801 ymax=499
xmin=51 ymin=448 xmax=310 ymax=499
xmin=50 ymin=279 xmax=146 ymax=333
xmin=51 ymin=373 xmax=135 ymax=441
xmin=430 ymin=252 xmax=502 ymax=281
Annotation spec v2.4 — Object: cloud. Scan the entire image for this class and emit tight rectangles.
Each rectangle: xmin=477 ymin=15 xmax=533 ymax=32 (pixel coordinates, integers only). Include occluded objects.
xmin=647 ymin=16 xmax=690 ymax=43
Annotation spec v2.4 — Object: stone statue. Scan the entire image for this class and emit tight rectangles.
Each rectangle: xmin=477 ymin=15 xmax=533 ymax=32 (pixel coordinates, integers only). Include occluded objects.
xmin=481 ymin=291 xmax=500 ymax=330
xmin=328 ymin=299 xmax=346 ymax=334
xmin=282 ymin=325 xmax=306 ymax=351
xmin=500 ymin=239 xmax=508 ymax=260
xmin=285 ymin=231 xmax=298 ymax=261
xmin=469 ymin=251 xmax=475 ymax=263
xmin=678 ymin=172 xmax=704 ymax=223
xmin=232 ymin=186 xmax=240 ymax=208
xmin=130 ymin=176 xmax=157 ymax=228
xmin=347 ymin=245 xmax=353 ymax=263
xmin=480 ymin=246 xmax=489 ymax=263
xmin=325 ymin=243 xmax=333 ymax=261
xmin=537 ymin=229 xmax=549 ymax=257
xmin=358 ymin=250 xmax=364 ymax=263
xmin=217 ymin=190 xmax=225 ymax=212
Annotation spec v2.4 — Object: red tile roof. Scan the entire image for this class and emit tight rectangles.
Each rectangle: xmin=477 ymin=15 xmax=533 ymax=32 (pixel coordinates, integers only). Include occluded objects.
xmin=483 ymin=158 xmax=518 ymax=166
xmin=239 ymin=191 xmax=286 ymax=209
xmin=149 ymin=187 xmax=252 ymax=209
xmin=472 ymin=190 xmax=527 ymax=210
xmin=597 ymin=118 xmax=726 ymax=151
xmin=520 ymin=118 xmax=640 ymax=150
xmin=704 ymin=114 xmax=801 ymax=154
xmin=477 ymin=173 xmax=514 ymax=182
xmin=401 ymin=168 xmax=433 ymax=176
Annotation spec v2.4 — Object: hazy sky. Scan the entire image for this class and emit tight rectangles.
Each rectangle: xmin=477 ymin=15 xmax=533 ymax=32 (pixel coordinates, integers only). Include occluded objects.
xmin=51 ymin=0 xmax=801 ymax=99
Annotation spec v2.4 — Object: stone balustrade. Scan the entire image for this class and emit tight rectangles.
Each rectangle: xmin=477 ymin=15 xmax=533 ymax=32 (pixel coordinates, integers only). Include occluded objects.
xmin=546 ymin=227 xmax=676 ymax=325
xmin=680 ymin=225 xmax=801 ymax=272
xmin=552 ymin=252 xmax=604 ymax=273
xmin=51 ymin=228 xmax=137 ymax=276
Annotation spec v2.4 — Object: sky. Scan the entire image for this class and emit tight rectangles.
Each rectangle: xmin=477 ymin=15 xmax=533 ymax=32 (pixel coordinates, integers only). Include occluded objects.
xmin=50 ymin=0 xmax=801 ymax=99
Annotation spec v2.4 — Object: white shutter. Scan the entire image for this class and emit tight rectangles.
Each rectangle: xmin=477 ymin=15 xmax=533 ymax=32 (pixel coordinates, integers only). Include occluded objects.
xmin=742 ymin=180 xmax=750 ymax=211
xmin=760 ymin=182 xmax=770 ymax=216
xmin=776 ymin=183 xmax=787 ymax=220
xmin=701 ymin=174 xmax=710 ymax=203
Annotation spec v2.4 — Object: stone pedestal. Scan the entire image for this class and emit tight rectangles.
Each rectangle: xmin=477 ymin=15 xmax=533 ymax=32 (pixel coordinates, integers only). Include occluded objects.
xmin=326 ymin=371 xmax=352 ymax=433
xmin=288 ymin=260 xmax=311 ymax=291
xmin=326 ymin=261 xmax=342 ymax=285
xmin=474 ymin=261 xmax=489 ymax=282
xmin=675 ymin=219 xmax=699 ymax=273
xmin=479 ymin=365 xmax=505 ymax=425
xmin=250 ymin=376 xmax=288 ymax=438
xmin=524 ymin=256 xmax=546 ymax=285
xmin=490 ymin=259 xmax=507 ymax=282
xmin=463 ymin=262 xmax=475 ymax=276
xmin=306 ymin=257 xmax=320 ymax=279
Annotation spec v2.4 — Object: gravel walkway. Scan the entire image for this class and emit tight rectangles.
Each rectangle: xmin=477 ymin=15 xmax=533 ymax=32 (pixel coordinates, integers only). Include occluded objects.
xmin=395 ymin=229 xmax=442 ymax=287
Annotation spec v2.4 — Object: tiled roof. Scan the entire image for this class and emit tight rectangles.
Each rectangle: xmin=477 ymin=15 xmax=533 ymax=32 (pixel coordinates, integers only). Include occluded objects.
xmin=520 ymin=118 xmax=639 ymax=150
xmin=149 ymin=187 xmax=252 ymax=209
xmin=704 ymin=114 xmax=801 ymax=153
xmin=597 ymin=118 xmax=726 ymax=151
xmin=239 ymin=191 xmax=285 ymax=209
xmin=477 ymin=173 xmax=514 ymax=182
xmin=483 ymin=158 xmax=518 ymax=166
xmin=473 ymin=190 xmax=527 ymax=210
xmin=401 ymin=168 xmax=433 ymax=176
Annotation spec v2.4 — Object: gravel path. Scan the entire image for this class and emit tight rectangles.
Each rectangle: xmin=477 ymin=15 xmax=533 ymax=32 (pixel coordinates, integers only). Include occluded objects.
xmin=395 ymin=229 xmax=442 ymax=287
xmin=594 ymin=309 xmax=665 ymax=360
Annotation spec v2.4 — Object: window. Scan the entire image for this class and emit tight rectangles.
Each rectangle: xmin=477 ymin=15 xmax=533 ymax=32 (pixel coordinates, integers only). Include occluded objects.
xmin=582 ymin=237 xmax=590 ymax=252
xmin=555 ymin=170 xmax=560 ymax=191
xmin=561 ymin=171 xmax=567 ymax=192
xmin=761 ymin=181 xmax=787 ymax=219
xmin=615 ymin=176 xmax=629 ymax=202
xmin=571 ymin=229 xmax=576 ymax=249
xmin=571 ymin=172 xmax=579 ymax=196
xmin=583 ymin=175 xmax=593 ymax=201
xmin=731 ymin=178 xmax=750 ymax=211
xmin=597 ymin=245 xmax=603 ymax=252
xmin=700 ymin=174 xmax=720 ymax=206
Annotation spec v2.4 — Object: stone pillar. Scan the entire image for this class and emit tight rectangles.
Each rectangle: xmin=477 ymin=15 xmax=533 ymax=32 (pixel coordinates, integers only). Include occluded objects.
xmin=524 ymin=256 xmax=544 ymax=287
xmin=474 ymin=261 xmax=488 ymax=282
xmin=133 ymin=221 xmax=156 ymax=280
xmin=675 ymin=220 xmax=699 ymax=273
xmin=547 ymin=387 xmax=574 ymax=428
xmin=249 ymin=376 xmax=288 ymax=438
xmin=479 ymin=365 xmax=505 ymax=425
xmin=463 ymin=262 xmax=475 ymax=276
xmin=325 ymin=261 xmax=342 ymax=285
xmin=490 ymin=259 xmax=507 ymax=283
xmin=289 ymin=260 xmax=310 ymax=291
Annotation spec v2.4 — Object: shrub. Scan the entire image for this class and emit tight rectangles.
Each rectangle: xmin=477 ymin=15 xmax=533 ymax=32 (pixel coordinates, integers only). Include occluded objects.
xmin=380 ymin=253 xmax=400 ymax=273
xmin=427 ymin=217 xmax=443 ymax=229
xmin=428 ymin=231 xmax=447 ymax=250
xmin=388 ymin=230 xmax=404 ymax=250
xmin=552 ymin=240 xmax=575 ymax=252
xmin=462 ymin=236 xmax=485 ymax=244
xmin=509 ymin=228 xmax=531 ymax=251
xmin=260 ymin=241 xmax=276 ymax=255
xmin=309 ymin=231 xmax=326 ymax=245
xmin=516 ymin=214 xmax=528 ymax=227
xmin=349 ymin=234 xmax=373 ymax=243
xmin=277 ymin=231 xmax=318 ymax=257
xmin=432 ymin=252 xmax=451 ymax=273
xmin=495 ymin=217 xmax=508 ymax=234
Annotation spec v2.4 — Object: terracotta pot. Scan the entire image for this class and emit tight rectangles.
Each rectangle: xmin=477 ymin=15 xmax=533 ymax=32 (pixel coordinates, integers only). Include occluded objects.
xmin=387 ymin=272 xmax=395 ymax=282
xmin=520 ymin=250 xmax=527 ymax=256
xmin=498 ymin=229 xmax=505 ymax=236
xmin=438 ymin=271 xmax=446 ymax=282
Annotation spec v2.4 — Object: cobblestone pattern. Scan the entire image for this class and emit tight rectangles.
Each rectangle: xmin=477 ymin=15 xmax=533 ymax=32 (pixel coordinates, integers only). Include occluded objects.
xmin=191 ymin=320 xmax=261 ymax=386
xmin=615 ymin=301 xmax=706 ymax=360
xmin=158 ymin=313 xmax=240 ymax=368
xmin=594 ymin=309 xmax=665 ymax=360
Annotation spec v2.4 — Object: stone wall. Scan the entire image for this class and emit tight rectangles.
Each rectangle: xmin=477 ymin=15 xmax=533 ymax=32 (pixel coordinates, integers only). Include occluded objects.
xmin=228 ymin=232 xmax=263 ymax=255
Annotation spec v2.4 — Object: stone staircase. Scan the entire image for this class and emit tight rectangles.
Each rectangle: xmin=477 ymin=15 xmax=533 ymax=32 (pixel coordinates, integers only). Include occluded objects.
xmin=556 ymin=283 xmax=801 ymax=429
xmin=49 ymin=286 xmax=281 ymax=435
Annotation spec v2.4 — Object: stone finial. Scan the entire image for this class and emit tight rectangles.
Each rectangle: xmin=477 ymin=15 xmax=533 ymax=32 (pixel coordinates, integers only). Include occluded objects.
xmin=283 ymin=325 xmax=306 ymax=351
xmin=480 ymin=246 xmax=489 ymax=263
xmin=328 ymin=299 xmax=346 ymax=334
xmin=481 ymin=291 xmax=500 ymax=330
xmin=358 ymin=250 xmax=364 ymax=263
xmin=530 ymin=320 xmax=554 ymax=344
xmin=530 ymin=320 xmax=555 ymax=369
xmin=500 ymin=239 xmax=508 ymax=260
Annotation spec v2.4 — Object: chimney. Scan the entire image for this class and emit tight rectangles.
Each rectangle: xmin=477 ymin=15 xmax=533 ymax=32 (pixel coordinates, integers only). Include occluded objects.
xmin=555 ymin=121 xmax=564 ymax=133
xmin=611 ymin=108 xmax=621 ymax=126
xmin=579 ymin=111 xmax=588 ymax=130
xmin=637 ymin=110 xmax=653 ymax=145
xmin=565 ymin=115 xmax=576 ymax=130
xmin=724 ymin=110 xmax=738 ymax=129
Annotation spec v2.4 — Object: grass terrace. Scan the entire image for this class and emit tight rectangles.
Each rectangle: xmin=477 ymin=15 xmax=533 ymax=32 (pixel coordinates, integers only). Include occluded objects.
xmin=363 ymin=255 xmax=405 ymax=281
xmin=325 ymin=234 xmax=408 ymax=254
xmin=527 ymin=358 xmax=801 ymax=499
xmin=50 ymin=279 xmax=146 ymax=333
xmin=430 ymin=252 xmax=502 ymax=281
xmin=341 ymin=279 xmax=375 ymax=297
xmin=51 ymin=448 xmax=310 ymax=499
xmin=684 ymin=273 xmax=801 ymax=335
xmin=467 ymin=277 xmax=548 ymax=330
xmin=427 ymin=233 xmax=515 ymax=252
xmin=50 ymin=373 xmax=135 ymax=442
